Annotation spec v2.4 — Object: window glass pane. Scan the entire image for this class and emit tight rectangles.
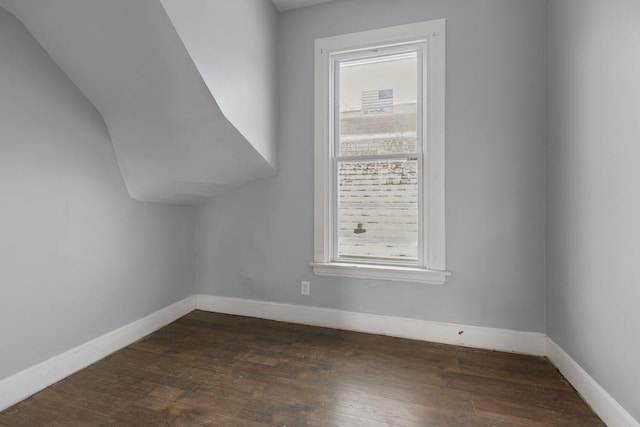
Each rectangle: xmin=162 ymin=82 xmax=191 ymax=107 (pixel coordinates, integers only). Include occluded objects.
xmin=338 ymin=52 xmax=418 ymax=157
xmin=337 ymin=158 xmax=418 ymax=262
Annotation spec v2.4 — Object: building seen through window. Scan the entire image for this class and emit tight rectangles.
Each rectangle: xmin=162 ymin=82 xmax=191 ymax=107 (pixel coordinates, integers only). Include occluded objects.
xmin=336 ymin=51 xmax=420 ymax=263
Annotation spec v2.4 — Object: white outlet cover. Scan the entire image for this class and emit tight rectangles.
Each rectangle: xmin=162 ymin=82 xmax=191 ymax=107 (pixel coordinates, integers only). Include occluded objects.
xmin=301 ymin=281 xmax=311 ymax=295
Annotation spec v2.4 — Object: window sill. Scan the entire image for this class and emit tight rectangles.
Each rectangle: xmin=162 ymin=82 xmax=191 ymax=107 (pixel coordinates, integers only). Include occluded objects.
xmin=311 ymin=262 xmax=450 ymax=285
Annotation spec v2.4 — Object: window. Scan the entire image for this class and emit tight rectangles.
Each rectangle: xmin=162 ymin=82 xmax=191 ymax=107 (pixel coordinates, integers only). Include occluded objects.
xmin=312 ymin=19 xmax=449 ymax=284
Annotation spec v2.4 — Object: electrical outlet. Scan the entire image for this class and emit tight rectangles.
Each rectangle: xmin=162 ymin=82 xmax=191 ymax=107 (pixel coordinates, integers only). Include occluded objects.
xmin=301 ymin=281 xmax=310 ymax=296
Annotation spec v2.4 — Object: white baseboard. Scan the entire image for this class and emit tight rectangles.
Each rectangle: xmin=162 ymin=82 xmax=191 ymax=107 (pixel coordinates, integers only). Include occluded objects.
xmin=3 ymin=292 xmax=637 ymax=427
xmin=195 ymin=295 xmax=547 ymax=356
xmin=196 ymin=295 xmax=639 ymax=425
xmin=547 ymin=338 xmax=639 ymax=427
xmin=0 ymin=296 xmax=195 ymax=412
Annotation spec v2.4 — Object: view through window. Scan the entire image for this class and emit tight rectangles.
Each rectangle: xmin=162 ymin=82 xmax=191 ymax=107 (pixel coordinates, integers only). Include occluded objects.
xmin=335 ymin=50 xmax=421 ymax=263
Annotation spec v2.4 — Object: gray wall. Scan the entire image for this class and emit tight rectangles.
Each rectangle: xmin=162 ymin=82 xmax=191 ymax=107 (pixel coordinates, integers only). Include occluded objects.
xmin=546 ymin=0 xmax=640 ymax=420
xmin=0 ymin=8 xmax=195 ymax=381
xmin=3 ymin=0 xmax=637 ymax=419
xmin=196 ymin=0 xmax=547 ymax=332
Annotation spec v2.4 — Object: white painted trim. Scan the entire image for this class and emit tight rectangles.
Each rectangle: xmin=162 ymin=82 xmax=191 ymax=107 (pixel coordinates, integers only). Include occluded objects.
xmin=3 ymin=292 xmax=636 ymax=427
xmin=196 ymin=294 xmax=640 ymax=424
xmin=311 ymin=262 xmax=449 ymax=284
xmin=0 ymin=296 xmax=196 ymax=412
xmin=195 ymin=295 xmax=546 ymax=355
xmin=313 ymin=19 xmax=448 ymax=281
xmin=547 ymin=338 xmax=640 ymax=427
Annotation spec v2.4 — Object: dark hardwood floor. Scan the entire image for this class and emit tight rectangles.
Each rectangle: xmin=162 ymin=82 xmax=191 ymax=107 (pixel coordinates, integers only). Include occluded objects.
xmin=0 ymin=310 xmax=604 ymax=426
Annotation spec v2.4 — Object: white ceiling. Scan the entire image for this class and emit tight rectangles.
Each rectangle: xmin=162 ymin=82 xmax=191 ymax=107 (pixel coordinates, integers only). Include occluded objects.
xmin=272 ymin=0 xmax=333 ymax=12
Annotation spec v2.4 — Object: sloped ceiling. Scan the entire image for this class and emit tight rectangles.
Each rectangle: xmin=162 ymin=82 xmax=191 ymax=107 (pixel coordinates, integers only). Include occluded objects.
xmin=0 ymin=0 xmax=278 ymax=204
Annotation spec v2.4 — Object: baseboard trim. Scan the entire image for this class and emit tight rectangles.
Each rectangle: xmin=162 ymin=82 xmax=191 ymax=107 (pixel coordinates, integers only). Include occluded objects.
xmin=197 ymin=295 xmax=639 ymax=425
xmin=195 ymin=295 xmax=547 ymax=356
xmin=0 ymin=296 xmax=195 ymax=412
xmin=547 ymin=338 xmax=639 ymax=427
xmin=3 ymin=293 xmax=636 ymax=427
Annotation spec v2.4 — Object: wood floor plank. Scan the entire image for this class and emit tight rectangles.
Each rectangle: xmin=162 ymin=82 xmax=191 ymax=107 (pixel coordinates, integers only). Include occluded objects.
xmin=0 ymin=311 xmax=605 ymax=426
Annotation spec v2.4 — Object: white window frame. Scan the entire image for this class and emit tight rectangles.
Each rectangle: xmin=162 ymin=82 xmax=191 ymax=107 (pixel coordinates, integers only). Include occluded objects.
xmin=312 ymin=19 xmax=449 ymax=285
